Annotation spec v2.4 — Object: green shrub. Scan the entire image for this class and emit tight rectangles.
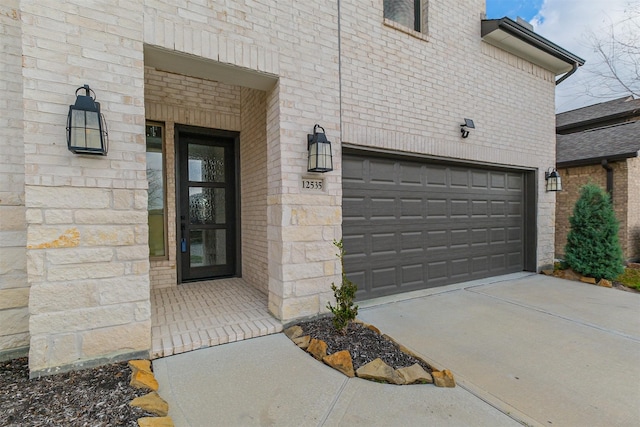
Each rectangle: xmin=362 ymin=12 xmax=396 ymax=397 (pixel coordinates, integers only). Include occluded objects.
xmin=326 ymin=239 xmax=358 ymax=334
xmin=564 ymin=183 xmax=624 ymax=281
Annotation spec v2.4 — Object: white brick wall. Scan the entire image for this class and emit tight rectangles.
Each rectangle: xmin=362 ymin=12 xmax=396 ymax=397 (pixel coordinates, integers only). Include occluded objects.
xmin=0 ymin=0 xmax=28 ymax=360
xmin=2 ymin=0 xmax=564 ymax=371
xmin=240 ymin=87 xmax=269 ymax=293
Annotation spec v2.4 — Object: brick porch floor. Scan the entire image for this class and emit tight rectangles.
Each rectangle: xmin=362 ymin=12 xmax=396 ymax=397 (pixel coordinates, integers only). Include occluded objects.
xmin=150 ymin=278 xmax=283 ymax=358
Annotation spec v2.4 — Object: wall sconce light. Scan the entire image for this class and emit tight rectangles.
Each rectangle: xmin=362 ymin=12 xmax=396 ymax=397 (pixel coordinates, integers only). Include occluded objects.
xmin=67 ymin=84 xmax=108 ymax=155
xmin=545 ymin=168 xmax=562 ymax=192
xmin=307 ymin=124 xmax=333 ymax=173
xmin=460 ymin=118 xmax=475 ymax=138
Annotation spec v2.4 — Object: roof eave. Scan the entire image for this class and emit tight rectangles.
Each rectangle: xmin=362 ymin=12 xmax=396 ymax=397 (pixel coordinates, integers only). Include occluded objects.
xmin=557 ymin=151 xmax=639 ymax=168
xmin=481 ymin=18 xmax=585 ymax=75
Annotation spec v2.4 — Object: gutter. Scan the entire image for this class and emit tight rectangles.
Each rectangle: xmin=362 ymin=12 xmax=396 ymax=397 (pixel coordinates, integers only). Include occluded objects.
xmin=481 ymin=18 xmax=585 ymax=68
xmin=556 ymin=62 xmax=578 ymax=86
xmin=557 ymin=151 xmax=639 ymax=169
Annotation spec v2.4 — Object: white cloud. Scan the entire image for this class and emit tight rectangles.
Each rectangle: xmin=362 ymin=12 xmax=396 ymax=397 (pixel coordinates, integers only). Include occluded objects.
xmin=530 ymin=0 xmax=639 ymax=112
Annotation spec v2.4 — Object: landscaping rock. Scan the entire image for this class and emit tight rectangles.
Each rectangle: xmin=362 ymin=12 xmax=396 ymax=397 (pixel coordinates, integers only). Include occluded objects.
xmin=580 ymin=276 xmax=597 ymax=284
xmin=130 ymin=392 xmax=169 ymax=417
xmin=541 ymin=269 xmax=554 ymax=276
xmin=627 ymin=262 xmax=640 ymax=270
xmin=129 ymin=360 xmax=152 ymax=371
xmin=138 ymin=416 xmax=175 ymax=427
xmin=356 ymin=358 xmax=405 ymax=385
xmin=307 ymin=338 xmax=328 ymax=360
xmin=432 ymin=370 xmax=456 ymax=388
xmin=396 ymin=363 xmax=433 ymax=384
xmin=598 ymin=279 xmax=613 ymax=288
xmin=292 ymin=335 xmax=311 ymax=349
xmin=129 ymin=360 xmax=159 ymax=391
xmin=554 ymin=268 xmax=581 ymax=281
xmin=323 ymin=350 xmax=355 ymax=377
xmin=284 ymin=325 xmax=304 ymax=340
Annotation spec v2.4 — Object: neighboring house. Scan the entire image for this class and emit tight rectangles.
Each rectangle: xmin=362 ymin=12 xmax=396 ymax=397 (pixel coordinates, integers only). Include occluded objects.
xmin=555 ymin=96 xmax=640 ymax=261
xmin=0 ymin=1 xmax=583 ymax=376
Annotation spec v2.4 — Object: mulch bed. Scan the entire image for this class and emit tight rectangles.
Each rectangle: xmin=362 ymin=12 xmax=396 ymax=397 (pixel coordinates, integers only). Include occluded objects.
xmin=0 ymin=358 xmax=153 ymax=427
xmin=296 ymin=316 xmax=431 ymax=372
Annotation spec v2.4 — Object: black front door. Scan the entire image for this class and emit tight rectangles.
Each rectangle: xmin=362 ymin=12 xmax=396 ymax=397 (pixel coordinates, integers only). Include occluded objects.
xmin=177 ymin=126 xmax=238 ymax=282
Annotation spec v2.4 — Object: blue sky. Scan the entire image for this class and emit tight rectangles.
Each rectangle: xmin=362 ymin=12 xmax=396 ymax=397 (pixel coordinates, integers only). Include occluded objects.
xmin=486 ymin=0 xmax=544 ymax=22
xmin=485 ymin=0 xmax=639 ymax=112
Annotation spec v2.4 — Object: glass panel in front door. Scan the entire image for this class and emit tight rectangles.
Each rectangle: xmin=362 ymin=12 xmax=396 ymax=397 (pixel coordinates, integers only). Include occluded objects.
xmin=188 ymin=145 xmax=225 ymax=182
xmin=179 ymin=131 xmax=236 ymax=282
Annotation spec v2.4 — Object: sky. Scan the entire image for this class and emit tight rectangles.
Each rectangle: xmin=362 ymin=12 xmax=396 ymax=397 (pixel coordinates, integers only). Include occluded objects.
xmin=486 ymin=0 xmax=639 ymax=112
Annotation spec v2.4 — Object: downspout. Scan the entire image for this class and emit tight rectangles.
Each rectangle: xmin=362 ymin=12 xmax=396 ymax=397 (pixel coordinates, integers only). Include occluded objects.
xmin=556 ymin=62 xmax=578 ymax=86
xmin=601 ymin=159 xmax=613 ymax=197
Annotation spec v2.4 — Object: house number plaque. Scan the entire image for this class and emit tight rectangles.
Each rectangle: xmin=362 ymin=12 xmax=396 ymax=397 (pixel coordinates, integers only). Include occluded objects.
xmin=301 ymin=178 xmax=324 ymax=191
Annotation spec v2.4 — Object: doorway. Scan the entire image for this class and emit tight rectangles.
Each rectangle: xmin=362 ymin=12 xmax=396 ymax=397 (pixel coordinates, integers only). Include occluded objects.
xmin=176 ymin=126 xmax=239 ymax=282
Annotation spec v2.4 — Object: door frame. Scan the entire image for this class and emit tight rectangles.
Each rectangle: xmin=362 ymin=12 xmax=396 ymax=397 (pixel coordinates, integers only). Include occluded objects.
xmin=174 ymin=124 xmax=241 ymax=283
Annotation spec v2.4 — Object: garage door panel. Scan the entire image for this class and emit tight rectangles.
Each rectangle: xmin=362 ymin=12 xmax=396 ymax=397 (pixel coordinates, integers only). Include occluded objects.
xmin=400 ymin=163 xmax=423 ymax=185
xmin=426 ymin=166 xmax=447 ymax=186
xmin=401 ymin=264 xmax=424 ymax=286
xmin=343 ymin=153 xmax=526 ymax=300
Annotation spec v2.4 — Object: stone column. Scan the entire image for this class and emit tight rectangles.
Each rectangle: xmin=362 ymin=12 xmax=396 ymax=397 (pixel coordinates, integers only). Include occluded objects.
xmin=0 ymin=0 xmax=29 ymax=361
xmin=21 ymin=1 xmax=150 ymax=375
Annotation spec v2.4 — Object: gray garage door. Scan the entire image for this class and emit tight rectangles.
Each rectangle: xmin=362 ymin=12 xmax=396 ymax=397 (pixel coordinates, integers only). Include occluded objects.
xmin=343 ymin=152 xmax=528 ymax=300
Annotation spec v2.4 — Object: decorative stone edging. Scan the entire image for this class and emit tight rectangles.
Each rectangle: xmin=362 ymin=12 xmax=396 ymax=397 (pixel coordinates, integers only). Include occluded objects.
xmin=543 ymin=268 xmax=613 ymax=287
xmin=284 ymin=321 xmax=455 ymax=387
xmin=128 ymin=360 xmax=175 ymax=427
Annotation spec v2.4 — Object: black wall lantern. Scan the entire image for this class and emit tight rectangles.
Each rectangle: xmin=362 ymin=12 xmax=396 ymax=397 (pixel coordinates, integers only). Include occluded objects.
xmin=460 ymin=118 xmax=475 ymax=138
xmin=67 ymin=84 xmax=108 ymax=155
xmin=307 ymin=124 xmax=333 ymax=173
xmin=545 ymin=168 xmax=562 ymax=192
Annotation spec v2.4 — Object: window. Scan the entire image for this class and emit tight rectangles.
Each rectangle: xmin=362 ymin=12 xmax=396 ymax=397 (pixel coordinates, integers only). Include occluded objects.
xmin=146 ymin=123 xmax=167 ymax=258
xmin=384 ymin=0 xmax=421 ymax=32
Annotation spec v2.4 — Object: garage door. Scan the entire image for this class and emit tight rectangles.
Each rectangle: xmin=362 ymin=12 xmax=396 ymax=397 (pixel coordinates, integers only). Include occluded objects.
xmin=343 ymin=152 xmax=528 ymax=300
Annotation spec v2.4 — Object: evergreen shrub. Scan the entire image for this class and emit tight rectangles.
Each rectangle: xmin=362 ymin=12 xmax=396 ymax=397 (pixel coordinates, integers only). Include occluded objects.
xmin=564 ymin=183 xmax=624 ymax=280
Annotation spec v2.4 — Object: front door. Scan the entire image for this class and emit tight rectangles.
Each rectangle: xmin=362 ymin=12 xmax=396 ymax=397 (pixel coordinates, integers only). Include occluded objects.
xmin=177 ymin=126 xmax=238 ymax=282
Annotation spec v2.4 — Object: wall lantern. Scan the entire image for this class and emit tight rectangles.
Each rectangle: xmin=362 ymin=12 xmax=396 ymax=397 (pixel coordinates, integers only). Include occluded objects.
xmin=307 ymin=124 xmax=333 ymax=173
xmin=460 ymin=118 xmax=475 ymax=138
xmin=545 ymin=168 xmax=562 ymax=192
xmin=67 ymin=84 xmax=108 ymax=155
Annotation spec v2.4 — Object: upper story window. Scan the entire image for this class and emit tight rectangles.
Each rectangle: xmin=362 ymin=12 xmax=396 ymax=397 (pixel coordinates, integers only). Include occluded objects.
xmin=384 ymin=0 xmax=421 ymax=32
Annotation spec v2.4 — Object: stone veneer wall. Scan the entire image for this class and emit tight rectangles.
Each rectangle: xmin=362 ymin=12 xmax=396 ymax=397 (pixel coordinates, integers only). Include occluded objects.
xmin=555 ymin=162 xmax=634 ymax=260
xmin=21 ymin=1 xmax=150 ymax=376
xmin=339 ymin=0 xmax=558 ymax=268
xmin=0 ymin=1 xmax=29 ymax=361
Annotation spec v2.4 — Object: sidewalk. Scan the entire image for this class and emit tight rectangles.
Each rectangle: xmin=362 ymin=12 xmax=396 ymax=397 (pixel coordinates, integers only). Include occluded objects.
xmin=153 ymin=273 xmax=640 ymax=426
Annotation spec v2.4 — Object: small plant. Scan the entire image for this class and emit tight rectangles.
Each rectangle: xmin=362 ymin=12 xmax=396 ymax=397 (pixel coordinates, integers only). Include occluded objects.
xmin=326 ymin=239 xmax=358 ymax=334
xmin=564 ymin=183 xmax=624 ymax=281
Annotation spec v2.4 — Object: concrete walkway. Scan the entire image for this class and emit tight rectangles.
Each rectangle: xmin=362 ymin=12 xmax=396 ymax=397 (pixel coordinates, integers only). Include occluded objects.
xmin=153 ymin=273 xmax=640 ymax=426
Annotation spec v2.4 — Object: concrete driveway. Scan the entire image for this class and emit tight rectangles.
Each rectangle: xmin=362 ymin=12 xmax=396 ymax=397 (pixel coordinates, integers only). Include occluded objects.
xmin=358 ymin=273 xmax=640 ymax=427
